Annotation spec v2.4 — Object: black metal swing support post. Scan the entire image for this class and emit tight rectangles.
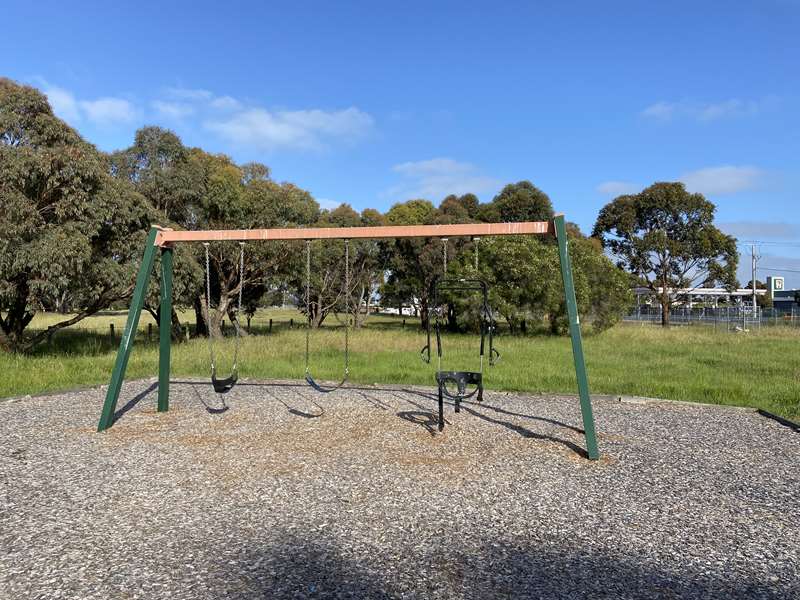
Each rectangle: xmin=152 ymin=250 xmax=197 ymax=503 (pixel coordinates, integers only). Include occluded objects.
xmin=96 ymin=216 xmax=600 ymax=460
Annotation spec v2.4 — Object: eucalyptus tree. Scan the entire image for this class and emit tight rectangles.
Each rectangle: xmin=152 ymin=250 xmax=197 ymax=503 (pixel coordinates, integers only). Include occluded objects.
xmin=187 ymin=151 xmax=320 ymax=336
xmin=592 ymin=182 xmax=737 ymax=326
xmin=0 ymin=78 xmax=151 ymax=352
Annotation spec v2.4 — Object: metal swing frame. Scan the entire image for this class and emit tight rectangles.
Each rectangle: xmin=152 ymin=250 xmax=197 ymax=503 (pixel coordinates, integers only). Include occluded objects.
xmin=95 ymin=216 xmax=600 ymax=460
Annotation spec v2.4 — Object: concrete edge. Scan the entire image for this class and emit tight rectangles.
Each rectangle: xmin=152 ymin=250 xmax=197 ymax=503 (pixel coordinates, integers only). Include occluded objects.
xmin=612 ymin=394 xmax=756 ymax=412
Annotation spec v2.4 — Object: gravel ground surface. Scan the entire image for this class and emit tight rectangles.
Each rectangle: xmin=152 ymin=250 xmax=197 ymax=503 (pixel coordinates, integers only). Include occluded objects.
xmin=1 ymin=378 xmax=798 ymax=599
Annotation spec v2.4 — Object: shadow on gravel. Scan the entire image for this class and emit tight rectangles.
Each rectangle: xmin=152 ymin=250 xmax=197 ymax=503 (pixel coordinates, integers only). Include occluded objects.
xmin=457 ymin=403 xmax=589 ymax=459
xmin=189 ymin=382 xmax=229 ymax=414
xmin=397 ymin=410 xmax=441 ymax=435
xmin=154 ymin=381 xmax=589 ymax=457
xmin=394 ymin=389 xmax=588 ymax=459
xmin=219 ymin=533 xmax=395 ymax=599
xmin=261 ymin=385 xmax=325 ymax=418
xmin=112 ymin=381 xmax=158 ymax=423
xmin=214 ymin=532 xmax=794 ymax=599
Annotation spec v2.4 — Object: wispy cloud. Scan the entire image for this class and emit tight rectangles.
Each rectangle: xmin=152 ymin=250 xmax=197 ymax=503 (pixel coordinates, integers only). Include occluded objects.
xmin=317 ymin=198 xmax=342 ymax=210
xmin=41 ymin=83 xmax=81 ymax=122
xmin=719 ymin=221 xmax=800 ymax=239
xmin=209 ymin=95 xmax=241 ymax=111
xmin=38 ymin=80 xmax=137 ymax=127
xmin=34 ymin=80 xmax=374 ymax=154
xmin=205 ymin=107 xmax=374 ymax=151
xmin=596 ymin=181 xmax=640 ymax=196
xmin=384 ymin=158 xmax=500 ymax=201
xmin=680 ymin=165 xmax=764 ymax=195
xmin=78 ymin=97 xmax=138 ymax=125
xmin=151 ymin=100 xmax=195 ymax=119
xmin=641 ymin=97 xmax=776 ymax=122
xmin=641 ymin=101 xmax=676 ymax=120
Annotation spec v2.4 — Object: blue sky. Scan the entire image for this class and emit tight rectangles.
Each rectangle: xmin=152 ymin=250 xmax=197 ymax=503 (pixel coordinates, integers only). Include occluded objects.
xmin=2 ymin=1 xmax=799 ymax=284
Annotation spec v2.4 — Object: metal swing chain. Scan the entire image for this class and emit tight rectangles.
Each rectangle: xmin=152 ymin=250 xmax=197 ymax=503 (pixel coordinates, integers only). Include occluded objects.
xmin=203 ymin=243 xmax=216 ymax=375
xmin=344 ymin=239 xmax=350 ymax=376
xmin=474 ymin=237 xmax=485 ymax=373
xmin=304 ymin=239 xmax=350 ymax=379
xmin=438 ymin=238 xmax=448 ymax=373
xmin=205 ymin=242 xmax=245 ymax=376
xmin=232 ymin=242 xmax=245 ymax=371
xmin=305 ymin=240 xmax=311 ymax=375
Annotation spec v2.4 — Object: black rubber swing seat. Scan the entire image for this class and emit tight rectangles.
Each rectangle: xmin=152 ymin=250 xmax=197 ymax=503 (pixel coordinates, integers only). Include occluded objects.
xmin=211 ymin=372 xmax=238 ymax=394
xmin=435 ymin=370 xmax=484 ymax=432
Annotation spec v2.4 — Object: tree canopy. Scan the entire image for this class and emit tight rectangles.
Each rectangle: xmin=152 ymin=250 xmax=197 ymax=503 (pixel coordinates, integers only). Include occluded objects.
xmin=1 ymin=78 xmax=709 ymax=352
xmin=0 ymin=78 xmax=151 ymax=352
xmin=592 ymin=182 xmax=737 ymax=326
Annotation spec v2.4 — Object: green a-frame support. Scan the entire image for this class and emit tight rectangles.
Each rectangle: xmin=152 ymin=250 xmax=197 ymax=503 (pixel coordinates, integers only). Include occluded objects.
xmin=96 ymin=216 xmax=600 ymax=460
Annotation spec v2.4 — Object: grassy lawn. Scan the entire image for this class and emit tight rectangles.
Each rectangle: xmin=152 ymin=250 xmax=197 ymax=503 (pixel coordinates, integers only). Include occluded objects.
xmin=2 ymin=309 xmax=799 ymax=421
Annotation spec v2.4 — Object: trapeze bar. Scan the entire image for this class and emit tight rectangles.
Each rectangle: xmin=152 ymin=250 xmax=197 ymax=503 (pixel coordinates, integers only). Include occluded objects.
xmin=154 ymin=221 xmax=554 ymax=246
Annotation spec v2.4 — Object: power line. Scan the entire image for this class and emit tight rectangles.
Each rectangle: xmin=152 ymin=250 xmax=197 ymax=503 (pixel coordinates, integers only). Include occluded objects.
xmin=737 ymin=240 xmax=800 ymax=248
xmin=757 ymin=266 xmax=800 ymax=274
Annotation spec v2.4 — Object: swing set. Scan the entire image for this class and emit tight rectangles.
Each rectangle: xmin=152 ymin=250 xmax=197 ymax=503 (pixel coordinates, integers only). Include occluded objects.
xmin=96 ymin=216 xmax=600 ymax=460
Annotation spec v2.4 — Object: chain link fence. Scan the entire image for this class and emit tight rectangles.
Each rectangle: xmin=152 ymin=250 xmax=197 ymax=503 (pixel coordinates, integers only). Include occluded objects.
xmin=624 ymin=305 xmax=800 ymax=330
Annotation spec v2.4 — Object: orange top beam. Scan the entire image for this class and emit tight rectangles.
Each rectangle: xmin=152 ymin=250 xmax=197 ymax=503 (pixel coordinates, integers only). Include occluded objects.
xmin=155 ymin=221 xmax=553 ymax=246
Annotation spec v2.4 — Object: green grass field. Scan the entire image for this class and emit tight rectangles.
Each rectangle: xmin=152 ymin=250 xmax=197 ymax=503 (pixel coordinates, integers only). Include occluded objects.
xmin=2 ymin=309 xmax=799 ymax=421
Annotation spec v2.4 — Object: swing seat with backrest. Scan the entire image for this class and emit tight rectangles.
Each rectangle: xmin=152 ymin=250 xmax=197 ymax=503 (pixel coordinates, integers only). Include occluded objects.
xmin=423 ymin=276 xmax=500 ymax=430
xmin=419 ymin=239 xmax=500 ymax=431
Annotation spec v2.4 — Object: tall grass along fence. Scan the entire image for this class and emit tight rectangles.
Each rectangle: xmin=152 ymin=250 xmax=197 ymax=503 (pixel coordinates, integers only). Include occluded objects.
xmin=624 ymin=305 xmax=800 ymax=330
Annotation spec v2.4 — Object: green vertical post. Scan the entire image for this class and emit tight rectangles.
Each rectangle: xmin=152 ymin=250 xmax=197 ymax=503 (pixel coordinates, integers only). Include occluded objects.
xmin=97 ymin=227 xmax=160 ymax=431
xmin=554 ymin=214 xmax=600 ymax=460
xmin=157 ymin=246 xmax=173 ymax=413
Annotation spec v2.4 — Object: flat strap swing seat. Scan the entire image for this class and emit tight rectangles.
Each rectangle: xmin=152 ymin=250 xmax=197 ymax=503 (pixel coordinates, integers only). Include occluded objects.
xmin=211 ymin=371 xmax=238 ymax=394
xmin=304 ymin=239 xmax=351 ymax=394
xmin=204 ymin=242 xmax=245 ymax=395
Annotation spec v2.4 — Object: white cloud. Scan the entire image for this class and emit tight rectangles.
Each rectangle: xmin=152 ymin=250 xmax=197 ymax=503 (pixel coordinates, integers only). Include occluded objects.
xmin=317 ymin=198 xmax=342 ymax=210
xmin=34 ymin=80 xmax=372 ymax=153
xmin=680 ymin=165 xmax=763 ymax=195
xmin=205 ymin=106 xmax=374 ymax=151
xmin=596 ymin=181 xmax=640 ymax=196
xmin=641 ymin=98 xmax=772 ymax=122
xmin=209 ymin=95 xmax=241 ymax=111
xmin=697 ymin=99 xmax=759 ymax=121
xmin=384 ymin=157 xmax=500 ymax=201
xmin=37 ymin=79 xmax=137 ymax=127
xmin=393 ymin=157 xmax=474 ymax=178
xmin=152 ymin=100 xmax=195 ymax=119
xmin=78 ymin=97 xmax=138 ymax=126
xmin=41 ymin=83 xmax=81 ymax=122
xmin=641 ymin=101 xmax=676 ymax=120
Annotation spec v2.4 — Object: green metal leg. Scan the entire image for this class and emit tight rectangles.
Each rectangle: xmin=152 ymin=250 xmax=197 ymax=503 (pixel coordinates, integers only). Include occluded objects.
xmin=158 ymin=247 xmax=173 ymax=413
xmin=554 ymin=215 xmax=600 ymax=460
xmin=97 ymin=227 xmax=159 ymax=431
